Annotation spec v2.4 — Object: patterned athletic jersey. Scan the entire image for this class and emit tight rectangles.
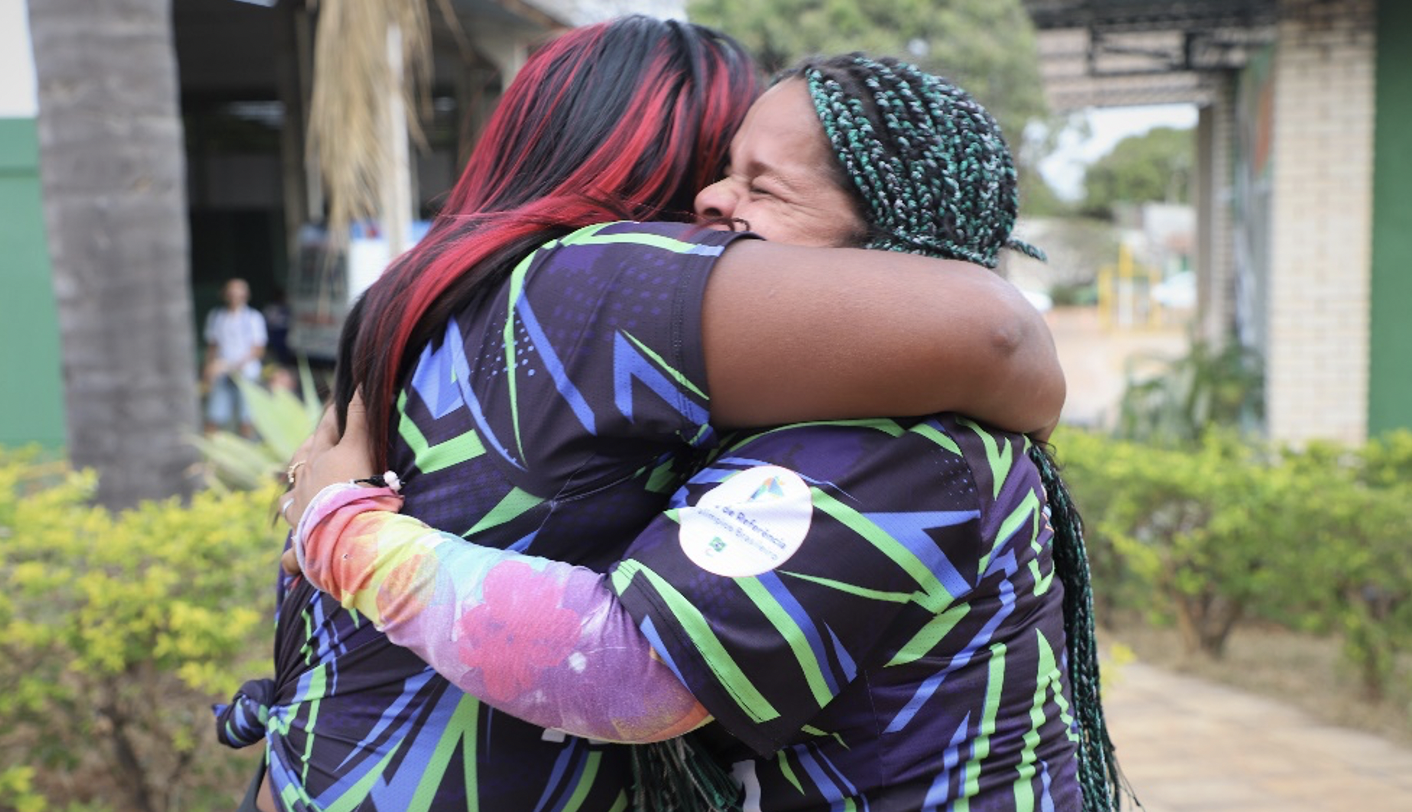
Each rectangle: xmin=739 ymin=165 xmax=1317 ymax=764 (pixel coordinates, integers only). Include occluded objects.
xmin=257 ymin=221 xmax=752 ymax=811
xmin=610 ymin=415 xmax=1084 ymax=811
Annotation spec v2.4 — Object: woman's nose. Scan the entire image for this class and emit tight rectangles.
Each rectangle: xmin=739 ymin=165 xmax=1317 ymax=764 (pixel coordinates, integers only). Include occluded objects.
xmin=694 ymin=178 xmax=737 ymax=221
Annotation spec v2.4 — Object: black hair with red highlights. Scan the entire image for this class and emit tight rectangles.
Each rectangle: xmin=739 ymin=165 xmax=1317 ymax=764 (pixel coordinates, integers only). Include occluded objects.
xmin=336 ymin=16 xmax=758 ymax=462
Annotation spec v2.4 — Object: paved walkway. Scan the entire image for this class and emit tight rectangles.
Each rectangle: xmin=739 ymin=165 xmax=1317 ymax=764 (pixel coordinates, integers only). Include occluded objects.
xmin=1102 ymin=660 xmax=1412 ymax=811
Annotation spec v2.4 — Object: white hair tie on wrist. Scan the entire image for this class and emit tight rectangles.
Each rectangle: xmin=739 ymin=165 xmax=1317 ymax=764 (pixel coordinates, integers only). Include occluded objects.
xmin=351 ymin=471 xmax=402 ymax=493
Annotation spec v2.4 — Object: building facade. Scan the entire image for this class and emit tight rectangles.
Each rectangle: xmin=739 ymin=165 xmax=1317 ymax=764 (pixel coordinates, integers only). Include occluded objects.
xmin=0 ymin=0 xmax=64 ymax=447
xmin=1028 ymin=0 xmax=1412 ymax=443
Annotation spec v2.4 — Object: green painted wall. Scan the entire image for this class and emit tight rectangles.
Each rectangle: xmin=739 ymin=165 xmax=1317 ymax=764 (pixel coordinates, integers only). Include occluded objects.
xmin=1368 ymin=1 xmax=1412 ymax=436
xmin=0 ymin=117 xmax=65 ymax=448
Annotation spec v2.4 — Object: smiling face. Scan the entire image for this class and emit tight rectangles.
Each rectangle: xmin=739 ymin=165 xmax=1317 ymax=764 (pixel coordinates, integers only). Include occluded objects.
xmin=693 ymin=80 xmax=866 ymax=248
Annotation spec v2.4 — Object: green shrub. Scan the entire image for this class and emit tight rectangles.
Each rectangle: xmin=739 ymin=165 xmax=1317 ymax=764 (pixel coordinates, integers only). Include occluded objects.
xmin=1048 ymin=281 xmax=1098 ymax=308
xmin=1358 ymin=429 xmax=1412 ymax=488
xmin=1055 ymin=429 xmax=1295 ymax=657
xmin=0 ymin=450 xmax=280 ymax=812
xmin=1043 ymin=429 xmax=1158 ymax=625
xmin=1301 ymin=433 xmax=1412 ymax=699
xmin=1115 ymin=340 xmax=1264 ymax=445
xmin=1052 ymin=426 xmax=1412 ymax=699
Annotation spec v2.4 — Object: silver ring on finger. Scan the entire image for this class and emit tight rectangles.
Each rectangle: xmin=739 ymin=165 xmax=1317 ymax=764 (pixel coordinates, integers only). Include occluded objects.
xmin=280 ymin=496 xmax=296 ymax=524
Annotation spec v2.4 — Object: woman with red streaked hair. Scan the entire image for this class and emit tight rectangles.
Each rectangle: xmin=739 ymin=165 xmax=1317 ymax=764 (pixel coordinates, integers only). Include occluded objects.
xmin=219 ymin=16 xmax=1064 ymax=812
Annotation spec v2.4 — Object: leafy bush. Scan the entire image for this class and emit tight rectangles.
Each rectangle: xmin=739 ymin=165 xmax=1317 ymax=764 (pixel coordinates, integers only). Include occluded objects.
xmin=1287 ymin=432 xmax=1412 ymax=699
xmin=0 ymin=449 xmax=280 ymax=812
xmin=1358 ymin=429 xmax=1412 ymax=488
xmin=1048 ymin=281 xmax=1098 ymax=308
xmin=1055 ymin=430 xmax=1291 ymax=656
xmin=1052 ymin=427 xmax=1412 ymax=699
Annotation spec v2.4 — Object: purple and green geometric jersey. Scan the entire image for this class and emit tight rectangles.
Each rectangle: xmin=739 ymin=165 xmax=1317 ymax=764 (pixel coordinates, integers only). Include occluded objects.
xmin=610 ymin=415 xmax=1084 ymax=811
xmin=220 ymin=221 xmax=752 ymax=811
xmin=268 ymin=412 xmax=1085 ymax=811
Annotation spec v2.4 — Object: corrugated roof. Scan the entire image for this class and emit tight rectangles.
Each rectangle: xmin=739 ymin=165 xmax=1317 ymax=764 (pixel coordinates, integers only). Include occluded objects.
xmin=1022 ymin=0 xmax=1281 ymax=110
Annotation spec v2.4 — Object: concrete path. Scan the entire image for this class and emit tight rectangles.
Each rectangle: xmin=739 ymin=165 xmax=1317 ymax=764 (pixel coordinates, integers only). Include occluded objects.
xmin=1102 ymin=660 xmax=1412 ymax=811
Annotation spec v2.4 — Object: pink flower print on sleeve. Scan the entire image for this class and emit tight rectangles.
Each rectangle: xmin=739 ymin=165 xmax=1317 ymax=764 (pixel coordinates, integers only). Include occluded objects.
xmin=456 ymin=560 xmax=583 ymax=702
xmin=292 ymin=481 xmax=708 ymax=743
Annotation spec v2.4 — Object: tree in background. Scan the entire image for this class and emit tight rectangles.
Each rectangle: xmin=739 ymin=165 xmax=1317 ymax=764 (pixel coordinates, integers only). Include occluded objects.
xmin=1079 ymin=125 xmax=1194 ymax=220
xmin=687 ymin=0 xmax=1047 ymax=148
xmin=28 ymin=0 xmax=200 ymax=510
xmin=306 ymin=0 xmax=431 ymax=255
xmin=25 ymin=0 xmax=430 ymax=509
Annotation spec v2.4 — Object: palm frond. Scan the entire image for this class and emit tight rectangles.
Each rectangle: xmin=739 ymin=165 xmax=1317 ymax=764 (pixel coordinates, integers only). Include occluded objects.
xmin=307 ymin=0 xmax=432 ymax=251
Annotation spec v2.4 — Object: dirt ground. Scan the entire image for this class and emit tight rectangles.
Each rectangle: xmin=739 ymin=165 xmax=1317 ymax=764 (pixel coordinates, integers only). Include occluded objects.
xmin=1045 ymin=305 xmax=1192 ymax=430
xmin=1108 ymin=622 xmax=1412 ymax=748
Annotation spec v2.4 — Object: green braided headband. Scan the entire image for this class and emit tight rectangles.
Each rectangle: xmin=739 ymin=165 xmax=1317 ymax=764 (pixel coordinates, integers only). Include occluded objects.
xmin=803 ymin=55 xmax=1045 ymax=269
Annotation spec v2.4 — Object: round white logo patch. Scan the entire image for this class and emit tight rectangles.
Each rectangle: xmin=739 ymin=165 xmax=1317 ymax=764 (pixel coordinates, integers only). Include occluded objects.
xmin=678 ymin=465 xmax=812 ymax=577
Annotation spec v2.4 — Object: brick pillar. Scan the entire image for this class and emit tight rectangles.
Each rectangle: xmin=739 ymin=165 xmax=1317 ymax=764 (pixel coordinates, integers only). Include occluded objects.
xmin=1265 ymin=0 xmax=1377 ymax=444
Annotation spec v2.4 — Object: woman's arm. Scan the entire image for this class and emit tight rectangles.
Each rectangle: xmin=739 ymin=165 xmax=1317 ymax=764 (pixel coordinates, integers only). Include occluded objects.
xmin=701 ymin=240 xmax=1063 ymax=435
xmin=279 ymin=402 xmax=704 ymax=744
xmin=292 ymin=483 xmax=709 ymax=744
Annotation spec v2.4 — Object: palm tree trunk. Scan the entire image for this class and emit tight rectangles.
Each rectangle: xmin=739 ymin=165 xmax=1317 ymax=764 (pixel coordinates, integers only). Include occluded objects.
xmin=29 ymin=0 xmax=200 ymax=509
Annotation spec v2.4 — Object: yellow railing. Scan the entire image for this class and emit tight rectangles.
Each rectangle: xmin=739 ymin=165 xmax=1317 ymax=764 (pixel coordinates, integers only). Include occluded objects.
xmin=1097 ymin=242 xmax=1171 ymax=329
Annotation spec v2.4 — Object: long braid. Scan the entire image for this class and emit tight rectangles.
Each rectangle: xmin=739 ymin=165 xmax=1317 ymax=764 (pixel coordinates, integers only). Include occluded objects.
xmin=1032 ymin=445 xmax=1128 ymax=811
xmin=800 ymin=54 xmax=1123 ymax=810
xmin=631 ymin=736 xmax=742 ymax=812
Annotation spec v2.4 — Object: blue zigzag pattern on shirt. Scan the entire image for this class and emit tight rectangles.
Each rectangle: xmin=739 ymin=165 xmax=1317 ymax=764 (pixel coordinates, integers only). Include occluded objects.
xmin=612 ymin=332 xmax=709 ymax=432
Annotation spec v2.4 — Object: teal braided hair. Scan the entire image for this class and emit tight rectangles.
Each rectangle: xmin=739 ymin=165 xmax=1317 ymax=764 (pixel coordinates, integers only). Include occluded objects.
xmin=789 ymin=53 xmax=1126 ymax=811
xmin=791 ymin=54 xmax=1045 ymax=268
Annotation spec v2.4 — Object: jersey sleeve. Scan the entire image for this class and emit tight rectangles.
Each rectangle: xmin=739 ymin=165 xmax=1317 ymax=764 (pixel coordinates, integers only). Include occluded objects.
xmin=414 ymin=221 xmax=755 ymax=496
xmin=608 ymin=418 xmax=990 ymax=755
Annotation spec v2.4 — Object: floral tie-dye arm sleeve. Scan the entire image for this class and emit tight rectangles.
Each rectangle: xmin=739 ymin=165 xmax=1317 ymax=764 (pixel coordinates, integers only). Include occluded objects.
xmin=293 ymin=483 xmax=710 ymax=744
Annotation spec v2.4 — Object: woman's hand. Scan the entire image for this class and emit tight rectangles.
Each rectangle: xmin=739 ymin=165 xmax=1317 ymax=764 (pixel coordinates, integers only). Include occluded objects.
xmin=279 ymin=391 xmax=378 ymax=576
xmin=281 ymin=391 xmax=376 ymax=528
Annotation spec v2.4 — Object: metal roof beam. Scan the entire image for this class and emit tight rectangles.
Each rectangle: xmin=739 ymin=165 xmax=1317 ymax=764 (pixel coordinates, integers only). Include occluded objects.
xmin=1025 ymin=0 xmax=1279 ymax=32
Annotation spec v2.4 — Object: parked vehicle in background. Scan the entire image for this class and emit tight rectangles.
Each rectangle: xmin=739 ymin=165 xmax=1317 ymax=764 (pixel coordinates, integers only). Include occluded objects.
xmin=287 ymin=221 xmax=430 ymax=361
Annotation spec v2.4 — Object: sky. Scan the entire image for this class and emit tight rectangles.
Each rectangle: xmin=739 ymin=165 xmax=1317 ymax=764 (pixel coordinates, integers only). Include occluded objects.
xmin=1037 ymin=104 xmax=1201 ymax=201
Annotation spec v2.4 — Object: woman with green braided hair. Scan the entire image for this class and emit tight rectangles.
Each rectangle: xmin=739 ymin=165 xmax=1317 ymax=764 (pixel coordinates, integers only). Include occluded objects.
xmin=692 ymin=53 xmax=1124 ymax=810
xmin=282 ymin=53 xmax=1124 ymax=811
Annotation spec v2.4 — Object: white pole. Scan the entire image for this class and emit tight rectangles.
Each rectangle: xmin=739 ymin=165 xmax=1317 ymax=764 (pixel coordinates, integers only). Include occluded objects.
xmin=384 ymin=21 xmax=412 ymax=257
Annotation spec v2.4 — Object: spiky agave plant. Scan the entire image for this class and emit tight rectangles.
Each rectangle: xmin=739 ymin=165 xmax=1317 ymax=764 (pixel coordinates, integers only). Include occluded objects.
xmin=1116 ymin=338 xmax=1264 ymax=445
xmin=190 ymin=363 xmax=325 ymax=491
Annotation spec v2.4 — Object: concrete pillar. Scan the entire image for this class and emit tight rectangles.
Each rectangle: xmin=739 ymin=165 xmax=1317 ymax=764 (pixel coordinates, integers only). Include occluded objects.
xmin=1195 ymin=73 xmax=1237 ymax=350
xmin=274 ymin=0 xmax=313 ymax=269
